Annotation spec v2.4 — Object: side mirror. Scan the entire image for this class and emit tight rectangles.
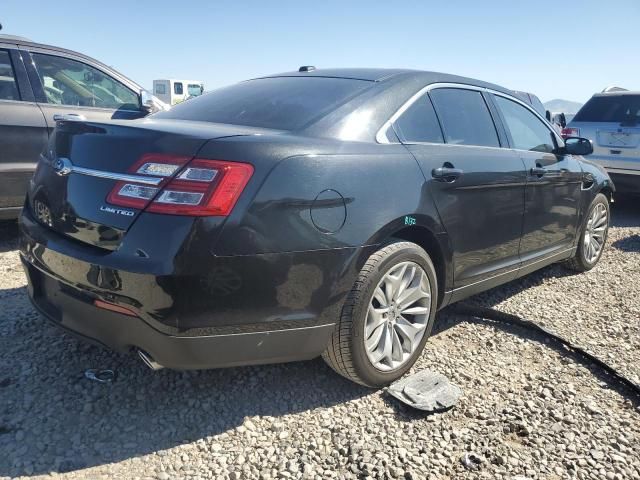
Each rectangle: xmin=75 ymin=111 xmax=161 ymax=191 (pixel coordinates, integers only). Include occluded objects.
xmin=140 ymin=90 xmax=170 ymax=115
xmin=140 ymin=90 xmax=155 ymax=114
xmin=564 ymin=137 xmax=593 ymax=156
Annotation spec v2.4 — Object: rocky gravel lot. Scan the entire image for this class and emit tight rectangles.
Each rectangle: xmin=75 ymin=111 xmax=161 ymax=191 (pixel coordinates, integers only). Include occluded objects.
xmin=1 ymin=197 xmax=639 ymax=480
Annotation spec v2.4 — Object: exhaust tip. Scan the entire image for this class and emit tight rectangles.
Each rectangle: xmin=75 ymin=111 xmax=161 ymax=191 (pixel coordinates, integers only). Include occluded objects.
xmin=137 ymin=349 xmax=164 ymax=371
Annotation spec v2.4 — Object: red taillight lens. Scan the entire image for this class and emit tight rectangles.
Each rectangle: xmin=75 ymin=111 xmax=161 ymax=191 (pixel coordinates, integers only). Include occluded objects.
xmin=106 ymin=154 xmax=253 ymax=217
xmin=561 ymin=127 xmax=580 ymax=139
xmin=146 ymin=159 xmax=254 ymax=216
xmin=106 ymin=153 xmax=191 ymax=209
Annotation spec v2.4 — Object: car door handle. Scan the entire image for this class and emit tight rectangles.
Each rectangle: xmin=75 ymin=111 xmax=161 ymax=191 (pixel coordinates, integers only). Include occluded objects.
xmin=53 ymin=113 xmax=87 ymax=122
xmin=529 ymin=166 xmax=546 ymax=177
xmin=432 ymin=167 xmax=464 ymax=182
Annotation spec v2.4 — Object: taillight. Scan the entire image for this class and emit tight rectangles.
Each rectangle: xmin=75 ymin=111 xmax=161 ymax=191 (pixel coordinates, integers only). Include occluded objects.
xmin=106 ymin=154 xmax=253 ymax=217
xmin=107 ymin=153 xmax=191 ymax=209
xmin=561 ymin=127 xmax=580 ymax=139
xmin=146 ymin=159 xmax=253 ymax=216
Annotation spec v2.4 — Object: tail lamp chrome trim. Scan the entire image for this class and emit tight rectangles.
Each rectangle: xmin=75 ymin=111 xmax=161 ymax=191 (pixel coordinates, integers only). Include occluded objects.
xmin=53 ymin=157 xmax=163 ymax=186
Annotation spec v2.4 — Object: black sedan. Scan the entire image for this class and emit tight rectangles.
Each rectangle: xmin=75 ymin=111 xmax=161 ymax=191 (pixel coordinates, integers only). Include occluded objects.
xmin=19 ymin=68 xmax=614 ymax=387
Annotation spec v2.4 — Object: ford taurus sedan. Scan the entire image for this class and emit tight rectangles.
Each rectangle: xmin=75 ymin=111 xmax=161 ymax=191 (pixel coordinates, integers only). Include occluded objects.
xmin=19 ymin=68 xmax=614 ymax=387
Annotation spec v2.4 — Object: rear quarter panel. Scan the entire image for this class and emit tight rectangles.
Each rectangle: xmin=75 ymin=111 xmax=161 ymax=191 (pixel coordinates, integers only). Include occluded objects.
xmin=213 ymin=142 xmax=444 ymax=255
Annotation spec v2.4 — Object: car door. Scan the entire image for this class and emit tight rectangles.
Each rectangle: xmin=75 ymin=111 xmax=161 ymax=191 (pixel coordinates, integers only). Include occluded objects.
xmin=21 ymin=48 xmax=145 ymax=132
xmin=490 ymin=93 xmax=583 ymax=272
xmin=0 ymin=46 xmax=48 ymax=215
xmin=392 ymin=86 xmax=527 ymax=298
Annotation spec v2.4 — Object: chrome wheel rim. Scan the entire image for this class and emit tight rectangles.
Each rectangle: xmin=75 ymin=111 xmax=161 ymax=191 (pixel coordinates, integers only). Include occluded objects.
xmin=364 ymin=261 xmax=431 ymax=372
xmin=583 ymin=203 xmax=608 ymax=264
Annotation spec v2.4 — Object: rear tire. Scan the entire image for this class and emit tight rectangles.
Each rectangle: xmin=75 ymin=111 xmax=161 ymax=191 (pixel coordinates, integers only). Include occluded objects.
xmin=565 ymin=193 xmax=610 ymax=272
xmin=322 ymin=241 xmax=438 ymax=387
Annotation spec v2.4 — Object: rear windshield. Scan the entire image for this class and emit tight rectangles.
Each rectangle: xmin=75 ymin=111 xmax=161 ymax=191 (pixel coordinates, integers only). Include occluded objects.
xmin=154 ymin=76 xmax=372 ymax=130
xmin=573 ymin=95 xmax=640 ymax=125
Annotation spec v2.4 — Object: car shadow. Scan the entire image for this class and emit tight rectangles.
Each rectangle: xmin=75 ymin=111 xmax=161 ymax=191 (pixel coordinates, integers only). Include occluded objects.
xmin=610 ymin=194 xmax=640 ymax=228
xmin=0 ymin=220 xmax=19 ymax=253
xmin=0 ymin=286 xmax=369 ymax=477
xmin=612 ymin=234 xmax=640 ymax=253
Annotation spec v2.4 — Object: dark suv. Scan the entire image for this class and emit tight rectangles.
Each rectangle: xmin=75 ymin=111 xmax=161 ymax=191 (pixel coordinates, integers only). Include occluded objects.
xmin=0 ymin=34 xmax=160 ymax=219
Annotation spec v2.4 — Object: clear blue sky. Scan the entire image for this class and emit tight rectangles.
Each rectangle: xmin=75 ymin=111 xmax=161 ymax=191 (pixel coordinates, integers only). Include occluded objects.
xmin=2 ymin=0 xmax=638 ymax=104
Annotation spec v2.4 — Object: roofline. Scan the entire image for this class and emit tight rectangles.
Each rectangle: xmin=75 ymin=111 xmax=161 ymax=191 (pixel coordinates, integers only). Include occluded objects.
xmin=0 ymin=37 xmax=144 ymax=91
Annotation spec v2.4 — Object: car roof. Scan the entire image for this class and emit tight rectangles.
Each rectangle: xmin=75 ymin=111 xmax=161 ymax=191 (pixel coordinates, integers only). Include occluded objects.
xmin=592 ymin=91 xmax=640 ymax=97
xmin=0 ymin=35 xmax=142 ymax=90
xmin=256 ymin=67 xmax=515 ymax=95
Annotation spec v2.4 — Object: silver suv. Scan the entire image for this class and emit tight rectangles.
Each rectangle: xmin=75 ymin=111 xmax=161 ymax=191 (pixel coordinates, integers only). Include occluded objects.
xmin=565 ymin=91 xmax=640 ymax=194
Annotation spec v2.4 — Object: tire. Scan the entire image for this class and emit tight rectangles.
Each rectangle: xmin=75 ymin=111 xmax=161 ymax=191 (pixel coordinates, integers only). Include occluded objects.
xmin=322 ymin=241 xmax=438 ymax=387
xmin=565 ymin=193 xmax=610 ymax=272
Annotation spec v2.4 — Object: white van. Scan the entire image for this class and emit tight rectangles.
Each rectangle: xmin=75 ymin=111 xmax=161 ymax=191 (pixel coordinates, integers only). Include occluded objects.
xmin=152 ymin=79 xmax=204 ymax=105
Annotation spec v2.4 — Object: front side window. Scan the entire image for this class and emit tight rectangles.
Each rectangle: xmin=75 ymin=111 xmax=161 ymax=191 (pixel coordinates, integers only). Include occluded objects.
xmin=174 ymin=82 xmax=183 ymax=95
xmin=32 ymin=53 xmax=139 ymax=110
xmin=393 ymin=94 xmax=443 ymax=144
xmin=430 ymin=88 xmax=500 ymax=147
xmin=494 ymin=95 xmax=556 ymax=153
xmin=0 ymin=50 xmax=20 ymax=101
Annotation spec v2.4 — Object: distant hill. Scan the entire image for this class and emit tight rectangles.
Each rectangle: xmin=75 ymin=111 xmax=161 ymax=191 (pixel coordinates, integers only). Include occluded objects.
xmin=544 ymin=99 xmax=583 ymax=114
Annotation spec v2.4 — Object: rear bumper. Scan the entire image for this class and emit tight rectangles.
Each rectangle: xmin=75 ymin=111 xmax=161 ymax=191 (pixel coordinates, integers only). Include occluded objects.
xmin=22 ymin=256 xmax=334 ymax=369
xmin=19 ymin=208 xmax=370 ymax=370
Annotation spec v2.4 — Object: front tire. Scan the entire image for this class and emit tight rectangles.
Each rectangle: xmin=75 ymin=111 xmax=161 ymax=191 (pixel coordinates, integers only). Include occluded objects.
xmin=565 ymin=192 xmax=610 ymax=272
xmin=322 ymin=241 xmax=438 ymax=387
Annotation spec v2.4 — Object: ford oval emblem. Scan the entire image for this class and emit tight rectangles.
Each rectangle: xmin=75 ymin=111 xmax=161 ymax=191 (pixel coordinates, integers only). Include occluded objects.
xmin=54 ymin=158 xmax=73 ymax=176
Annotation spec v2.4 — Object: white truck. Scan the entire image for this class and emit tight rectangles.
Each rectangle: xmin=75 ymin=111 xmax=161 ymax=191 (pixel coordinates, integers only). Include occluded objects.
xmin=152 ymin=79 xmax=204 ymax=105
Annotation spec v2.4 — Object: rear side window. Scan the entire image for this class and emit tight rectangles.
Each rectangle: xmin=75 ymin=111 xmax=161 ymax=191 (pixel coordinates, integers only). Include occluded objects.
xmin=430 ymin=88 xmax=500 ymax=147
xmin=156 ymin=77 xmax=372 ymax=130
xmin=31 ymin=53 xmax=140 ymax=110
xmin=155 ymin=83 xmax=166 ymax=95
xmin=494 ymin=95 xmax=556 ymax=153
xmin=573 ymin=95 xmax=640 ymax=125
xmin=0 ymin=50 xmax=20 ymax=101
xmin=174 ymin=82 xmax=183 ymax=95
xmin=393 ymin=94 xmax=443 ymax=143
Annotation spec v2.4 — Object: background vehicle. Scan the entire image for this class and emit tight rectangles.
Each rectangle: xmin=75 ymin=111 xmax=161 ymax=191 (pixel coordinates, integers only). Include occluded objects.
xmin=0 ymin=34 xmax=165 ymax=219
xmin=512 ymin=90 xmax=546 ymax=117
xmin=564 ymin=90 xmax=640 ymax=193
xmin=153 ymin=79 xmax=204 ymax=105
xmin=20 ymin=68 xmax=613 ymax=387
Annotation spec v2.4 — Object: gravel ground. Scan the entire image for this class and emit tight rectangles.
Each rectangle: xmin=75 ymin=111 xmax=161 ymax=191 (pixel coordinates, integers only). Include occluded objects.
xmin=0 ymin=197 xmax=639 ymax=480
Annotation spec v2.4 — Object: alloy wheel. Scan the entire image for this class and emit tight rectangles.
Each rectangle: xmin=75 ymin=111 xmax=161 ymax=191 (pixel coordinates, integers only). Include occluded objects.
xmin=364 ymin=261 xmax=431 ymax=371
xmin=583 ymin=203 xmax=608 ymax=264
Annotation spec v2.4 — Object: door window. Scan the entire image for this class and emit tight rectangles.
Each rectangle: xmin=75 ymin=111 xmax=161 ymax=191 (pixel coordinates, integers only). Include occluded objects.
xmin=155 ymin=83 xmax=166 ymax=95
xmin=430 ymin=88 xmax=500 ymax=147
xmin=0 ymin=50 xmax=20 ymax=101
xmin=31 ymin=53 xmax=139 ymax=110
xmin=393 ymin=94 xmax=444 ymax=143
xmin=174 ymin=82 xmax=183 ymax=95
xmin=494 ymin=95 xmax=556 ymax=153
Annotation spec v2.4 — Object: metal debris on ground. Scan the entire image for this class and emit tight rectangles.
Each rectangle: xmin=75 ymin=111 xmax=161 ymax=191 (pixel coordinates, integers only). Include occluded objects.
xmin=84 ymin=369 xmax=116 ymax=383
xmin=387 ymin=369 xmax=462 ymax=412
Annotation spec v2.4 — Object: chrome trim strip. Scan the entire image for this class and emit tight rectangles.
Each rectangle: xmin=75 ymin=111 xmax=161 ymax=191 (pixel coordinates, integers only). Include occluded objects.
xmin=376 ymin=82 xmax=563 ymax=146
xmin=55 ymin=158 xmax=163 ymax=185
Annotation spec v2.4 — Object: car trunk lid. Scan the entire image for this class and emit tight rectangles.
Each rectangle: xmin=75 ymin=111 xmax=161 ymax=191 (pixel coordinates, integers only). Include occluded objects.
xmin=29 ymin=118 xmax=267 ymax=250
